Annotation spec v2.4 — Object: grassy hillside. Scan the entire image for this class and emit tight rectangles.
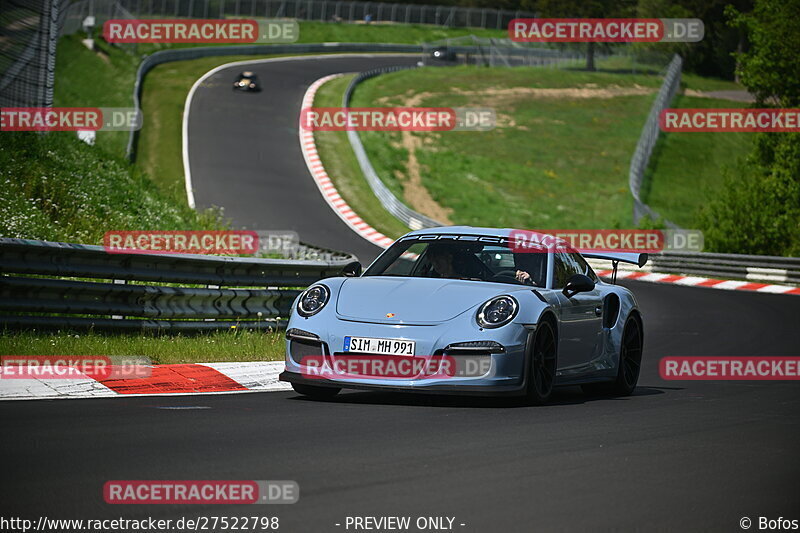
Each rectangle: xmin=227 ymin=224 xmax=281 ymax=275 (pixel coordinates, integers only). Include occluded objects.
xmin=312 ymin=65 xmax=752 ymax=233
xmin=350 ymin=66 xmax=663 ymax=229
xmin=0 ymin=132 xmax=224 ymax=244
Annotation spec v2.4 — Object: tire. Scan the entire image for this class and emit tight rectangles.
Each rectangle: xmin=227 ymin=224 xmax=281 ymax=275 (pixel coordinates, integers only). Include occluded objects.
xmin=525 ymin=320 xmax=557 ymax=405
xmin=582 ymin=316 xmax=643 ymax=397
xmin=291 ymin=383 xmax=341 ymax=399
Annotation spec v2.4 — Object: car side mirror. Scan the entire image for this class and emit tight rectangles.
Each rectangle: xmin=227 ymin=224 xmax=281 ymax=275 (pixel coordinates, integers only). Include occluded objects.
xmin=562 ymin=273 xmax=595 ymax=298
xmin=342 ymin=261 xmax=362 ymax=277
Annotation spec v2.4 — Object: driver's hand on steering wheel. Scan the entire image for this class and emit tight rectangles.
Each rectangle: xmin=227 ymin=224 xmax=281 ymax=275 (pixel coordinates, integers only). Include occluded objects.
xmin=515 ymin=270 xmax=533 ymax=284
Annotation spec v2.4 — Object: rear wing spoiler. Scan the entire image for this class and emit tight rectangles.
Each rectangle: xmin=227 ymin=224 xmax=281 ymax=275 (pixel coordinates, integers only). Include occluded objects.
xmin=580 ymin=252 xmax=649 ymax=284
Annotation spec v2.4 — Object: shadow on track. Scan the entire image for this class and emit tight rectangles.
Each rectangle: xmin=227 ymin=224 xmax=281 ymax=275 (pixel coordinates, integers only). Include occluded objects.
xmin=286 ymin=385 xmax=672 ymax=409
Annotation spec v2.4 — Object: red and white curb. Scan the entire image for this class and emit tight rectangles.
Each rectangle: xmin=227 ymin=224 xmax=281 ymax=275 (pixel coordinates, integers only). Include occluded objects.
xmin=298 ymin=74 xmax=394 ymax=249
xmin=0 ymin=361 xmax=290 ymax=401
xmin=593 ymin=266 xmax=800 ymax=296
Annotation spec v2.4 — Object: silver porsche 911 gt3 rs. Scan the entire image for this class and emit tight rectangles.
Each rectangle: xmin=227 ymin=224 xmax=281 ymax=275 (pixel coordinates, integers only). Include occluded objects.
xmin=279 ymin=227 xmax=646 ymax=404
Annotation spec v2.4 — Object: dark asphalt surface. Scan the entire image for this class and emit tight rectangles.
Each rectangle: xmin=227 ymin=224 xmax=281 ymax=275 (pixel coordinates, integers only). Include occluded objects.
xmin=187 ymin=54 xmax=419 ymax=264
xmin=3 ymin=281 xmax=800 ymax=531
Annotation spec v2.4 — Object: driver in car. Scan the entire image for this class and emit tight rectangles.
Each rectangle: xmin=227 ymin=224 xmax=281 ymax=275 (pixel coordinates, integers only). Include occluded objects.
xmin=426 ymin=244 xmax=536 ymax=285
xmin=427 ymin=244 xmax=458 ymax=278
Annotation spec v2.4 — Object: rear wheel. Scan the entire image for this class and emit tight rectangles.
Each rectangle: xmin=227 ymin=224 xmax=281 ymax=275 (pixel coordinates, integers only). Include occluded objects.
xmin=582 ymin=316 xmax=643 ymax=396
xmin=525 ymin=321 xmax=557 ymax=405
xmin=291 ymin=383 xmax=341 ymax=399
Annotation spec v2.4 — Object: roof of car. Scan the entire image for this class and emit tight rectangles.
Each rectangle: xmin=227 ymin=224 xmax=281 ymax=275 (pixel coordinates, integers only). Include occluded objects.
xmin=404 ymin=226 xmax=515 ymax=238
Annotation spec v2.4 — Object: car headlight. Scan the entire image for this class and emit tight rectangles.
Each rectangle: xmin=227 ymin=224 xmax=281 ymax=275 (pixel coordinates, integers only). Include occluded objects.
xmin=476 ymin=295 xmax=518 ymax=329
xmin=297 ymin=284 xmax=330 ymax=317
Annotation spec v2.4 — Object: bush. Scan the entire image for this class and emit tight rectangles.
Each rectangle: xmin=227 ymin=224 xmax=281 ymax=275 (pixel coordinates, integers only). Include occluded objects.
xmin=698 ymin=133 xmax=800 ymax=257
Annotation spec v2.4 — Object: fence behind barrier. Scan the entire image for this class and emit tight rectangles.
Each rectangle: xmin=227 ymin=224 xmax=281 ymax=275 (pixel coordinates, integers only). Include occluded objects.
xmin=629 ymin=54 xmax=683 ymax=227
xmin=58 ymin=0 xmax=536 ymax=30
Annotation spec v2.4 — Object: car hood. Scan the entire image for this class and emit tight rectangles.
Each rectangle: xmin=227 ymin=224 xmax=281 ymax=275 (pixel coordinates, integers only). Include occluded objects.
xmin=335 ymin=276 xmax=511 ymax=324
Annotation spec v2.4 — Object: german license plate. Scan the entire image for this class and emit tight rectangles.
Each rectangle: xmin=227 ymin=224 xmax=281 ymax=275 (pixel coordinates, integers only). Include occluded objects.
xmin=343 ymin=336 xmax=415 ymax=356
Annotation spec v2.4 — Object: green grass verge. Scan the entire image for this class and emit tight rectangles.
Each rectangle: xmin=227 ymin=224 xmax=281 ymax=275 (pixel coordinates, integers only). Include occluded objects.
xmin=350 ymin=66 xmax=665 ymax=229
xmin=292 ymin=20 xmax=505 ymax=43
xmin=641 ymin=95 xmax=754 ymax=228
xmin=312 ymin=74 xmax=411 ymax=240
xmin=0 ymin=330 xmax=285 ymax=364
xmin=310 ymin=63 xmax=750 ymax=232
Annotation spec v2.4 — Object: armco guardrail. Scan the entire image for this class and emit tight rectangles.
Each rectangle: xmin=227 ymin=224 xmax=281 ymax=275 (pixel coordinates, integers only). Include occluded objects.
xmin=0 ymin=239 xmax=353 ymax=331
xmin=343 ymin=65 xmax=443 ymax=231
xmin=591 ymin=251 xmax=800 ymax=285
xmin=125 ymin=42 xmax=424 ymax=160
xmin=629 ymin=54 xmax=682 ymax=228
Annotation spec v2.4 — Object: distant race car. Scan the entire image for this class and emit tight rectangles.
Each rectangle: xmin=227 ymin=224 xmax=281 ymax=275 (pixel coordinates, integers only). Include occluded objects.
xmin=430 ymin=46 xmax=457 ymax=62
xmin=279 ymin=226 xmax=647 ymax=404
xmin=233 ymin=71 xmax=260 ymax=91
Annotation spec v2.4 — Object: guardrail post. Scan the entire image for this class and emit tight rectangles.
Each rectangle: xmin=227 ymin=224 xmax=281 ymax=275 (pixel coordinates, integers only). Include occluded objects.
xmin=111 ymin=279 xmax=126 ymax=320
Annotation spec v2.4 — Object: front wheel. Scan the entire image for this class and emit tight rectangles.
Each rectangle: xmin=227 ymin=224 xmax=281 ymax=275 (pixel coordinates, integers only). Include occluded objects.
xmin=291 ymin=383 xmax=341 ymax=399
xmin=525 ymin=321 xmax=557 ymax=405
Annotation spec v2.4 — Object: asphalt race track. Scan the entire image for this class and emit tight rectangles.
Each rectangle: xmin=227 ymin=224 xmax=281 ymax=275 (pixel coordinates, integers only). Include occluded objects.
xmin=2 ymin=280 xmax=799 ymax=530
xmin=186 ymin=54 xmax=420 ymax=264
xmin=3 ymin=54 xmax=799 ymax=531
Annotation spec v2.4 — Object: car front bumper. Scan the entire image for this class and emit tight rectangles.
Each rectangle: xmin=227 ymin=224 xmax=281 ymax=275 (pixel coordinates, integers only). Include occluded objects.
xmin=279 ymin=369 xmax=528 ymax=396
xmin=280 ymin=319 xmax=530 ymax=396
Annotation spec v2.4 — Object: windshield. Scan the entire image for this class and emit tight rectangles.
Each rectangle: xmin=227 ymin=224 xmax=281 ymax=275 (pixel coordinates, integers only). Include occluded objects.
xmin=363 ymin=237 xmax=548 ymax=287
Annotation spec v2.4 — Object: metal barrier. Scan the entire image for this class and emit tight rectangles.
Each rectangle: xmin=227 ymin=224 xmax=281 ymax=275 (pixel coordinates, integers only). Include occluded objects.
xmin=629 ymin=54 xmax=683 ymax=227
xmin=0 ymin=238 xmax=354 ymax=331
xmin=590 ymin=251 xmax=800 ymax=285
